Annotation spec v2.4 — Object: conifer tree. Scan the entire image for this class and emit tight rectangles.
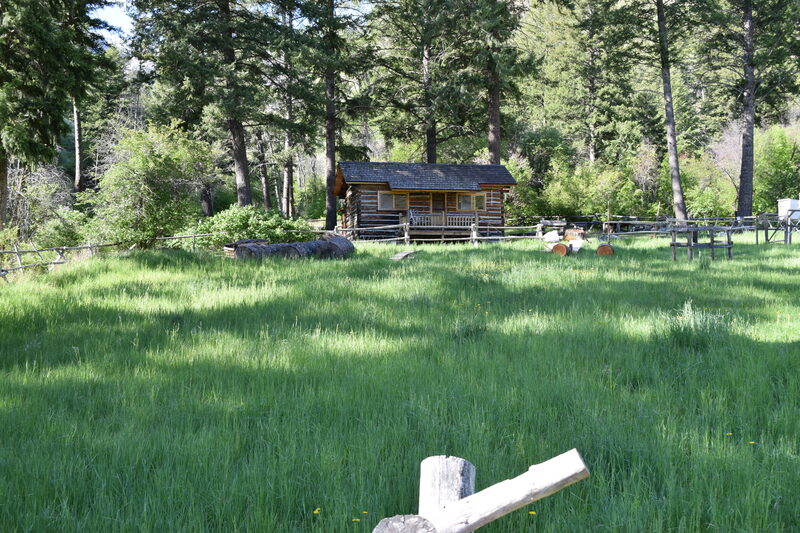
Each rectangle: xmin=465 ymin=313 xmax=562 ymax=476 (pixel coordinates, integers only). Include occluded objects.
xmin=0 ymin=0 xmax=76 ymax=228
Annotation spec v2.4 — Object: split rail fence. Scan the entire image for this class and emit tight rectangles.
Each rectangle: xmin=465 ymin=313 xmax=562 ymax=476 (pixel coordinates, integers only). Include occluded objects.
xmin=0 ymin=233 xmax=214 ymax=282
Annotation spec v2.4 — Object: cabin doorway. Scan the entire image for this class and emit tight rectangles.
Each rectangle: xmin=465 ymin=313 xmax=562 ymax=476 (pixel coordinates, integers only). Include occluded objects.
xmin=432 ymin=193 xmax=445 ymax=211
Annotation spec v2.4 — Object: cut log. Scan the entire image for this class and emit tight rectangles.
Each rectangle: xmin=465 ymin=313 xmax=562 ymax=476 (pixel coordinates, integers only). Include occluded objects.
xmin=551 ymin=243 xmax=571 ymax=256
xmin=543 ymin=230 xmax=561 ymax=243
xmin=372 ymin=515 xmax=438 ymax=533
xmin=565 ymin=228 xmax=585 ymax=241
xmin=419 ymin=456 xmax=476 ymax=518
xmin=596 ymin=243 xmax=614 ymax=256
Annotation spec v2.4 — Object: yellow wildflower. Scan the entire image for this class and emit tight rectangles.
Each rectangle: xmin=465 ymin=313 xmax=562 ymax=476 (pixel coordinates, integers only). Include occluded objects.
xmin=352 ymin=518 xmax=361 ymax=522
xmin=313 ymin=508 xmax=321 ymax=515
xmin=528 ymin=511 xmax=537 ymax=515
xmin=725 ymin=432 xmax=733 ymax=436
xmin=748 ymin=441 xmax=756 ymax=445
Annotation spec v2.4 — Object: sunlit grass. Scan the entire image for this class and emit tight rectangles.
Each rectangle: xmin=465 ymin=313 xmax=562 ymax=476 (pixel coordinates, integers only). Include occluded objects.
xmin=1 ymin=233 xmax=799 ymax=531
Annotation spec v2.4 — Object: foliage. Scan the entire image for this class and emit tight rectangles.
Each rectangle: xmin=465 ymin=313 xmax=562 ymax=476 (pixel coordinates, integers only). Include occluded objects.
xmin=32 ymin=208 xmax=90 ymax=249
xmin=753 ymin=125 xmax=800 ymax=212
xmin=295 ymin=178 xmax=327 ymax=219
xmin=183 ymin=204 xmax=312 ymax=249
xmin=83 ymin=125 xmax=215 ymax=245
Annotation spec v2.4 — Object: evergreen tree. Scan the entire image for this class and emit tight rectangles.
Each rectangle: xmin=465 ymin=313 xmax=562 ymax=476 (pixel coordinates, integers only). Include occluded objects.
xmin=0 ymin=0 xmax=75 ymax=229
xmin=370 ymin=0 xmax=481 ymax=163
xmin=699 ymin=0 xmax=800 ymax=215
xmin=133 ymin=0 xmax=277 ymax=206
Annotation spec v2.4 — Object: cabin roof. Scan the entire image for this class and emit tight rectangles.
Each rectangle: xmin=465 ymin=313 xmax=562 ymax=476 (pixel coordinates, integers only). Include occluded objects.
xmin=336 ymin=162 xmax=516 ymax=195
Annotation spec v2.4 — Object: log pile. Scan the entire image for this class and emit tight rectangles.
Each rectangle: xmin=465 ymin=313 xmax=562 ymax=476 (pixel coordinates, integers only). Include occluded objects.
xmin=225 ymin=233 xmax=355 ymax=260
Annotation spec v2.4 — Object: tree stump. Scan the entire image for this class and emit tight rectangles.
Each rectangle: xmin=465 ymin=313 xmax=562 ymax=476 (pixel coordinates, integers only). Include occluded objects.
xmin=372 ymin=515 xmax=437 ymax=533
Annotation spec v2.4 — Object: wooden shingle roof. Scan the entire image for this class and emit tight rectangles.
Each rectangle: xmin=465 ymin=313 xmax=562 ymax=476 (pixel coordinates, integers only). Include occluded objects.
xmin=336 ymin=162 xmax=516 ymax=195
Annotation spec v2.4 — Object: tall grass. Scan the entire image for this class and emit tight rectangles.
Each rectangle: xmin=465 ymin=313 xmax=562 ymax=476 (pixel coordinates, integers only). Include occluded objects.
xmin=1 ymin=235 xmax=799 ymax=531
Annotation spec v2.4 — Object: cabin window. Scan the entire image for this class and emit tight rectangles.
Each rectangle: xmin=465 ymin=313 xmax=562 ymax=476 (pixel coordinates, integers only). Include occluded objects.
xmin=378 ymin=192 xmax=408 ymax=210
xmin=457 ymin=193 xmax=486 ymax=211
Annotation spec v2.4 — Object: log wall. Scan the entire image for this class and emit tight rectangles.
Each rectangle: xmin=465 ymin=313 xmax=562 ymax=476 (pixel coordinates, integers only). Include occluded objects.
xmin=342 ymin=183 xmax=511 ymax=235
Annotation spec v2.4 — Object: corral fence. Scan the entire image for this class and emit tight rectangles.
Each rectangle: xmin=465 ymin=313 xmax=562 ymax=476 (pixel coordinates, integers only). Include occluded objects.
xmin=0 ymin=233 xmax=214 ymax=282
xmin=3 ymin=212 xmax=796 ymax=282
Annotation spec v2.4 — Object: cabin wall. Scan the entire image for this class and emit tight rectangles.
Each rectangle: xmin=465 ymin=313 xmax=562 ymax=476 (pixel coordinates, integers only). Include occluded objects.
xmin=342 ymin=184 xmax=512 ymax=232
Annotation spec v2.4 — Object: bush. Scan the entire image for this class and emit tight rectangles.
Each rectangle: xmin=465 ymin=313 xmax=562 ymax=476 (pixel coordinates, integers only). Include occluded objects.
xmin=183 ymin=205 xmax=312 ymax=249
xmin=84 ymin=124 xmax=215 ymax=245
xmin=32 ymin=208 xmax=89 ymax=248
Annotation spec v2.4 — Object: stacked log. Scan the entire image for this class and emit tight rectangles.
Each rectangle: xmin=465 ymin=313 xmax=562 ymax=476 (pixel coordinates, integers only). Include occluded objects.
xmin=228 ymin=233 xmax=355 ymax=260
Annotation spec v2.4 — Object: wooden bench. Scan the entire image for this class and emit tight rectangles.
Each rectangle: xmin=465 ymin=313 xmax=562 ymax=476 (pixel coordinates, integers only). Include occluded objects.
xmin=670 ymin=226 xmax=733 ymax=261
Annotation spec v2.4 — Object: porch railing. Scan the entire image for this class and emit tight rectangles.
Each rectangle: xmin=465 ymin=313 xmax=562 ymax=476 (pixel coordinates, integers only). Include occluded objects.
xmin=404 ymin=211 xmax=479 ymax=228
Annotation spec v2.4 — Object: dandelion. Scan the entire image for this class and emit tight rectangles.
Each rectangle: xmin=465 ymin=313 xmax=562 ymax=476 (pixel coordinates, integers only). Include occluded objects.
xmin=748 ymin=441 xmax=756 ymax=445
xmin=528 ymin=511 xmax=537 ymax=515
xmin=352 ymin=518 xmax=361 ymax=522
xmin=362 ymin=511 xmax=368 ymax=514
xmin=313 ymin=508 xmax=321 ymax=515
xmin=725 ymin=432 xmax=733 ymax=436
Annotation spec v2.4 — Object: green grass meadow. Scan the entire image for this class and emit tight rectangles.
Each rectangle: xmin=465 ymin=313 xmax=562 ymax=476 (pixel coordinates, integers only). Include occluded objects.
xmin=1 ymin=235 xmax=799 ymax=532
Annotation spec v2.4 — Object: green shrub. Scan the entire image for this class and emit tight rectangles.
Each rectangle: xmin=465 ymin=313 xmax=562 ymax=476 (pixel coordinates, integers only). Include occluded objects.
xmin=183 ymin=205 xmax=312 ymax=249
xmin=32 ymin=208 xmax=89 ymax=249
xmin=83 ymin=124 xmax=215 ymax=245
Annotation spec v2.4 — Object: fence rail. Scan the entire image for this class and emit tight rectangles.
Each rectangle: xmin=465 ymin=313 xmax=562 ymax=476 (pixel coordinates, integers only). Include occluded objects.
xmin=0 ymin=232 xmax=217 ymax=282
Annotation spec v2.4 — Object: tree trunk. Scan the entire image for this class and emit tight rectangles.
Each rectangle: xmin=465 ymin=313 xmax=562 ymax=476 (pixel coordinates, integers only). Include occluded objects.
xmin=422 ymin=42 xmax=437 ymax=164
xmin=324 ymin=0 xmax=338 ymax=230
xmin=72 ymin=96 xmax=84 ymax=193
xmin=656 ymin=0 xmax=687 ymax=221
xmin=255 ymin=130 xmax=273 ymax=211
xmin=229 ymin=119 xmax=252 ymax=206
xmin=737 ymin=0 xmax=755 ymax=217
xmin=283 ymin=127 xmax=294 ymax=218
xmin=219 ymin=0 xmax=252 ymax=206
xmin=0 ymin=149 xmax=8 ymax=230
xmin=487 ymin=54 xmax=501 ymax=165
xmin=200 ymin=183 xmax=214 ymax=217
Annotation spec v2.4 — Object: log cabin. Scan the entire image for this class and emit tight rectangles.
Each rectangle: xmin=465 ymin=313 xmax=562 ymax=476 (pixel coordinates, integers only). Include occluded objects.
xmin=334 ymin=162 xmax=517 ymax=239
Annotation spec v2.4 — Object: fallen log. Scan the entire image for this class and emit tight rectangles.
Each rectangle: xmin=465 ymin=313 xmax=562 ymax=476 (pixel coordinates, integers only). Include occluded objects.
xmin=322 ymin=233 xmax=356 ymax=258
xmin=551 ymin=243 xmax=572 ymax=256
xmin=229 ymin=234 xmax=355 ymax=260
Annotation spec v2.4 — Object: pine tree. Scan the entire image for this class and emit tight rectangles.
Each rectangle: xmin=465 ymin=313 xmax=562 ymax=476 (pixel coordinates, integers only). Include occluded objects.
xmin=0 ymin=0 xmax=75 ymax=229
xmin=370 ymin=0 xmax=482 ymax=163
xmin=133 ymin=0 xmax=276 ymax=206
xmin=699 ymin=0 xmax=800 ymax=216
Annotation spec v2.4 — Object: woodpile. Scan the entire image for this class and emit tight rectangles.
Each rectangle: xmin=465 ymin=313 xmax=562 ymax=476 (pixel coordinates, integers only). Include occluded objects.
xmin=225 ymin=233 xmax=355 ymax=260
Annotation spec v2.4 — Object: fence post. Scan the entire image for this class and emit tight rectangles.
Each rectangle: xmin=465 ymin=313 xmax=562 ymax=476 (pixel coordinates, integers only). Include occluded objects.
xmin=419 ymin=456 xmax=476 ymax=519
xmin=471 ymin=224 xmax=478 ymax=247
xmin=404 ymin=223 xmax=410 ymax=245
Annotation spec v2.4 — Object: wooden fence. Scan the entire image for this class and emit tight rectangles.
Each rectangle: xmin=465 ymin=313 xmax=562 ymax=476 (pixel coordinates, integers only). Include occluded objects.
xmin=0 ymin=233 xmax=214 ymax=282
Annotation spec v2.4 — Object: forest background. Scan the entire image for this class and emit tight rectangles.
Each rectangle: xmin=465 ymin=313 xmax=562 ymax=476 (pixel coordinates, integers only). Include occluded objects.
xmin=1 ymin=0 xmax=799 ymax=248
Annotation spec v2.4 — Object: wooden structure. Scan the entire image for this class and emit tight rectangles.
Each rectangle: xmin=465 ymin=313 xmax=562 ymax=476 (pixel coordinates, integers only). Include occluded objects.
xmin=755 ymin=211 xmax=800 ymax=244
xmin=670 ymin=226 xmax=733 ymax=261
xmin=373 ymin=449 xmax=589 ymax=533
xmin=334 ymin=162 xmax=516 ymax=240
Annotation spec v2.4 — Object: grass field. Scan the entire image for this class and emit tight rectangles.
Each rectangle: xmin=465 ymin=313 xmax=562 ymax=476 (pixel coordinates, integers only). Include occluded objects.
xmin=1 ymin=235 xmax=799 ymax=532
